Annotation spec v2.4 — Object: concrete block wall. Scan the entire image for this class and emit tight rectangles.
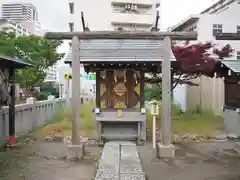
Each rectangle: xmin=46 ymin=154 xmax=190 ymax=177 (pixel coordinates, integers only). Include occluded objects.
xmin=0 ymin=97 xmax=66 ymax=145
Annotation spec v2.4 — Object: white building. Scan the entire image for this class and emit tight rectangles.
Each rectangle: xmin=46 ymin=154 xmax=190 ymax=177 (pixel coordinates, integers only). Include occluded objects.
xmin=171 ymin=0 xmax=240 ymax=59
xmin=68 ymin=0 xmax=160 ymax=31
xmin=170 ymin=0 xmax=240 ymax=113
xmin=0 ymin=18 xmax=31 ymax=36
xmin=44 ymin=65 xmax=57 ymax=83
xmin=57 ymin=64 xmax=96 ymax=99
xmin=61 ymin=0 xmax=161 ymax=98
xmin=1 ymin=3 xmax=41 ymax=35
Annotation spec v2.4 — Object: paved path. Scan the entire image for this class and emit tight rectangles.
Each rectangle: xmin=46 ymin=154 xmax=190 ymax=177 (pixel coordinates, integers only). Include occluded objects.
xmin=95 ymin=141 xmax=145 ymax=180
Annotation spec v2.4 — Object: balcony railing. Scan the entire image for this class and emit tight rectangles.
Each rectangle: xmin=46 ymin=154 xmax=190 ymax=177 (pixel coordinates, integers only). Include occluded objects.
xmin=111 ymin=0 xmax=159 ymax=7
xmin=111 ymin=12 xmax=154 ymax=26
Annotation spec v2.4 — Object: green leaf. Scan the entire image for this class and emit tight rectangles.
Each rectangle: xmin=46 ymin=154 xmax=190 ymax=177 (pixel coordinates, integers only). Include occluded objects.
xmin=0 ymin=29 xmax=65 ymax=88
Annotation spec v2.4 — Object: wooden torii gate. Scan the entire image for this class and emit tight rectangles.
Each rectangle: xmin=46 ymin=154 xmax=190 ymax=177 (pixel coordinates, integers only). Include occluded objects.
xmin=44 ymin=31 xmax=197 ymax=158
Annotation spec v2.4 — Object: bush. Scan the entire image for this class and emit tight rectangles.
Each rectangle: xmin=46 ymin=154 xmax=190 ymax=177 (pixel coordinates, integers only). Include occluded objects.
xmin=37 ymin=92 xmax=49 ymax=101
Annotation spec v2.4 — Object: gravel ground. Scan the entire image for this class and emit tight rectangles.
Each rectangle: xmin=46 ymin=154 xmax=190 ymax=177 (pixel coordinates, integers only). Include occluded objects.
xmin=138 ymin=141 xmax=240 ymax=180
xmin=2 ymin=138 xmax=240 ymax=180
xmin=0 ymin=138 xmax=101 ymax=180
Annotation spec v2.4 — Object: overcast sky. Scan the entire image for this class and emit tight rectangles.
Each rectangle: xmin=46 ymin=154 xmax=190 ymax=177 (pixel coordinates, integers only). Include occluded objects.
xmin=0 ymin=0 xmax=217 ymax=30
xmin=0 ymin=0 xmax=217 ymax=62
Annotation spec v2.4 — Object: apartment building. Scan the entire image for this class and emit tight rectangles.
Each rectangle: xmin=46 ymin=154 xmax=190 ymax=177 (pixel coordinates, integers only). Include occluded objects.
xmin=1 ymin=3 xmax=41 ymax=35
xmin=171 ymin=0 xmax=240 ymax=114
xmin=68 ymin=0 xmax=160 ymax=31
xmin=0 ymin=18 xmax=31 ymax=36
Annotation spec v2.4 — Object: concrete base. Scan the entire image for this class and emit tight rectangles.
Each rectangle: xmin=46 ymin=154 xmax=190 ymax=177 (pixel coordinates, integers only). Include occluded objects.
xmin=234 ymin=142 xmax=240 ymax=154
xmin=157 ymin=143 xmax=175 ymax=158
xmin=68 ymin=144 xmax=85 ymax=158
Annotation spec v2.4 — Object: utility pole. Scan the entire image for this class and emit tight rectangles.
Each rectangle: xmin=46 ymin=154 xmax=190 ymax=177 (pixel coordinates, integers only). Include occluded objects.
xmin=66 ymin=77 xmax=70 ymax=107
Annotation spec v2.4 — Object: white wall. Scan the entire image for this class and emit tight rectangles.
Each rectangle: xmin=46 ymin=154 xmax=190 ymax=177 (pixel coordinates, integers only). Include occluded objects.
xmin=70 ymin=0 xmax=113 ymax=31
xmin=173 ymin=84 xmax=187 ymax=112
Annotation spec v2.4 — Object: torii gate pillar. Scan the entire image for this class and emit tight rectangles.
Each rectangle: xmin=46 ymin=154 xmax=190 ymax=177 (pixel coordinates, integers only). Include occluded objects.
xmin=68 ymin=36 xmax=85 ymax=158
xmin=157 ymin=36 xmax=175 ymax=158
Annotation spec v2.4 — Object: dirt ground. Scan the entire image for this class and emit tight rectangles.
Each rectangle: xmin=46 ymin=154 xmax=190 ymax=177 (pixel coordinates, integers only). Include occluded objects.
xmin=138 ymin=141 xmax=240 ymax=180
xmin=1 ymin=138 xmax=240 ymax=180
xmin=0 ymin=138 xmax=101 ymax=180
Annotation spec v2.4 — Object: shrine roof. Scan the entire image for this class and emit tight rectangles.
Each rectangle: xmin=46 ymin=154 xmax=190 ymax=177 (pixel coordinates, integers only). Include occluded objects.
xmin=220 ymin=60 xmax=240 ymax=73
xmin=64 ymin=39 xmax=176 ymax=64
xmin=0 ymin=55 xmax=32 ymax=69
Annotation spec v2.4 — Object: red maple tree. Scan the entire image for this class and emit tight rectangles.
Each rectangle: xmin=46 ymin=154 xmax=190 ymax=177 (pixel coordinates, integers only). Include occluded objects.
xmin=146 ymin=42 xmax=234 ymax=88
xmin=172 ymin=42 xmax=234 ymax=75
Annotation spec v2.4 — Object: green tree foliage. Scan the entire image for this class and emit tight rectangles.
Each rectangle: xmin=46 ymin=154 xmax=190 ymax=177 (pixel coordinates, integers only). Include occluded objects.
xmin=0 ymin=28 xmax=64 ymax=87
xmin=144 ymin=84 xmax=162 ymax=101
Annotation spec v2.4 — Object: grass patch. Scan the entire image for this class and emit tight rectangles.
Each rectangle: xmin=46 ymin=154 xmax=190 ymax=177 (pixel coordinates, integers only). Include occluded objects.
xmin=35 ymin=101 xmax=224 ymax=138
xmin=34 ymin=102 xmax=95 ymax=137
xmin=147 ymin=104 xmax=224 ymax=135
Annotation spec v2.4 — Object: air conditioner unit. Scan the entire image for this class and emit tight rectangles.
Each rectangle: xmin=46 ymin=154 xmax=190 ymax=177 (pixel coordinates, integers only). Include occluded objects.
xmin=133 ymin=4 xmax=137 ymax=10
xmin=125 ymin=4 xmax=131 ymax=10
xmin=130 ymin=5 xmax=134 ymax=10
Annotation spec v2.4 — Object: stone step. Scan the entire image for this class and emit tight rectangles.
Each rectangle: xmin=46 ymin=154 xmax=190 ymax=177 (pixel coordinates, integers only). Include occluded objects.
xmin=94 ymin=141 xmax=146 ymax=180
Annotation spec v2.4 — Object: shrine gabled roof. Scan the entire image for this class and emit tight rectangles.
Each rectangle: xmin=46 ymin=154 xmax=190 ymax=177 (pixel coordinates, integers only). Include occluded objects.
xmin=64 ymin=39 xmax=176 ymax=64
xmin=220 ymin=60 xmax=240 ymax=73
xmin=0 ymin=55 xmax=32 ymax=69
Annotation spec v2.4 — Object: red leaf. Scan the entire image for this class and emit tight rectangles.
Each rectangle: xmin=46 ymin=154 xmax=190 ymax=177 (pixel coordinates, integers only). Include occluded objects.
xmin=172 ymin=41 xmax=233 ymax=75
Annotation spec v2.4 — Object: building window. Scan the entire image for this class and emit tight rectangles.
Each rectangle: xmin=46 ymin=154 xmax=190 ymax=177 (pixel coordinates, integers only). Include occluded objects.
xmin=237 ymin=51 xmax=240 ymax=60
xmin=116 ymin=27 xmax=123 ymax=31
xmin=124 ymin=4 xmax=138 ymax=12
xmin=188 ymin=25 xmax=197 ymax=32
xmin=69 ymin=2 xmax=74 ymax=14
xmin=69 ymin=22 xmax=74 ymax=32
xmin=237 ymin=25 xmax=240 ymax=33
xmin=33 ymin=9 xmax=36 ymax=21
xmin=212 ymin=24 xmax=222 ymax=36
